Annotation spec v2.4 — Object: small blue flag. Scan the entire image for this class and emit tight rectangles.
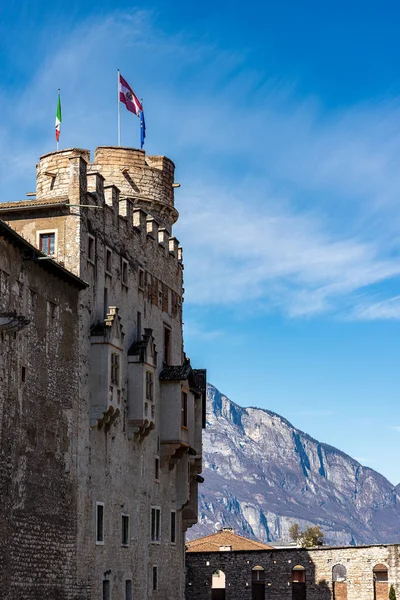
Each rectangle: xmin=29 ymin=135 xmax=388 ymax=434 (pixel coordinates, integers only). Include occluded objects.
xmin=140 ymin=110 xmax=146 ymax=149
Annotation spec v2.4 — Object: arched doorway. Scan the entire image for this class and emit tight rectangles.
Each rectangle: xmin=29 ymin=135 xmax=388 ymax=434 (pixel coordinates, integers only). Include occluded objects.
xmin=373 ymin=564 xmax=388 ymax=600
xmin=332 ymin=564 xmax=347 ymax=600
xmin=211 ymin=570 xmax=226 ymax=600
xmin=252 ymin=566 xmax=265 ymax=600
xmin=292 ymin=565 xmax=306 ymax=600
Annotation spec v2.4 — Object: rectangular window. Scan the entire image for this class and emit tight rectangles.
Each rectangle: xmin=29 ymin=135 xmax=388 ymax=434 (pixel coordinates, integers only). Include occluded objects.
xmin=151 ymin=507 xmax=161 ymax=543
xmin=111 ymin=353 xmax=120 ymax=386
xmin=170 ymin=510 xmax=176 ymax=544
xmin=21 ymin=366 xmax=26 ymax=383
xmin=122 ymin=258 xmax=128 ymax=286
xmin=39 ymin=232 xmax=55 ymax=255
xmin=138 ymin=267 xmax=145 ymax=290
xmin=103 ymin=580 xmax=110 ymax=600
xmin=125 ymin=580 xmax=132 ymax=600
xmin=96 ymin=502 xmax=104 ymax=544
xmin=152 ymin=566 xmax=158 ymax=591
xmin=154 ymin=456 xmax=160 ymax=482
xmin=146 ymin=371 xmax=153 ymax=401
xmin=163 ymin=326 xmax=171 ymax=365
xmin=136 ymin=311 xmax=142 ymax=341
xmin=103 ymin=287 xmax=108 ymax=319
xmin=105 ymin=247 xmax=112 ymax=274
xmin=181 ymin=392 xmax=188 ymax=428
xmin=121 ymin=514 xmax=129 ymax=546
xmin=88 ymin=234 xmax=95 ymax=263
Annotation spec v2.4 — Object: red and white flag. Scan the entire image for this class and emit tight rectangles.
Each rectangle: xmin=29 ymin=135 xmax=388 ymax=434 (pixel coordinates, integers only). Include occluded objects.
xmin=119 ymin=74 xmax=142 ymax=116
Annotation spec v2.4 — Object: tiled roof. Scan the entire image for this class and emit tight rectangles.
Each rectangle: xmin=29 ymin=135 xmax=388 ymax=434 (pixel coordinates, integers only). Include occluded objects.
xmin=186 ymin=530 xmax=274 ymax=553
xmin=159 ymin=363 xmax=192 ymax=381
xmin=0 ymin=197 xmax=68 ymax=210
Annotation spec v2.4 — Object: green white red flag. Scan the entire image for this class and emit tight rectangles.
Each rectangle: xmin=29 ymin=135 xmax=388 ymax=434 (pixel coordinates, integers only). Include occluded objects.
xmin=55 ymin=90 xmax=62 ymax=142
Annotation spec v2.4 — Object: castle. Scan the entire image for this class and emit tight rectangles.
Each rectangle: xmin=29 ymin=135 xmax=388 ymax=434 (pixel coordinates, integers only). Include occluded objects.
xmin=0 ymin=146 xmax=206 ymax=599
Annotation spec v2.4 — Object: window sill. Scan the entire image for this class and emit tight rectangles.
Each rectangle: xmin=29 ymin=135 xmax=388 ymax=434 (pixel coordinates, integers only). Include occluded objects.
xmin=150 ymin=540 xmax=161 ymax=545
xmin=96 ymin=541 xmax=104 ymax=546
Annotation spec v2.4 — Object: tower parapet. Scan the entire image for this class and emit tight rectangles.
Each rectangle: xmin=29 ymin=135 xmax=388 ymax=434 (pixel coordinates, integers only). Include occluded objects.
xmin=93 ymin=146 xmax=178 ymax=229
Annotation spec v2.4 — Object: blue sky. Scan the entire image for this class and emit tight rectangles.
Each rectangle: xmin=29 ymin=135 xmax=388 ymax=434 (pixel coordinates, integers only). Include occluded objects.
xmin=1 ymin=1 xmax=400 ymax=484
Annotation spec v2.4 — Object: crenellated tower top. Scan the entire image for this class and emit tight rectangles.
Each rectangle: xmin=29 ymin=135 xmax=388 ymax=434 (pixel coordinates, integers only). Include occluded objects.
xmin=35 ymin=146 xmax=178 ymax=228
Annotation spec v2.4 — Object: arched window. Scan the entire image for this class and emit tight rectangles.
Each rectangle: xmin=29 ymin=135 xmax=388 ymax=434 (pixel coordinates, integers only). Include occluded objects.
xmin=373 ymin=564 xmax=388 ymax=600
xmin=252 ymin=566 xmax=265 ymax=600
xmin=373 ymin=565 xmax=388 ymax=582
xmin=292 ymin=566 xmax=306 ymax=600
xmin=333 ymin=565 xmax=347 ymax=600
xmin=211 ymin=570 xmax=226 ymax=600
xmin=332 ymin=564 xmax=347 ymax=582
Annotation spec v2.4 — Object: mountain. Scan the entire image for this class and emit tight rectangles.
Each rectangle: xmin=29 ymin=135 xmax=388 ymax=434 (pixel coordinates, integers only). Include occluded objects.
xmin=188 ymin=384 xmax=400 ymax=545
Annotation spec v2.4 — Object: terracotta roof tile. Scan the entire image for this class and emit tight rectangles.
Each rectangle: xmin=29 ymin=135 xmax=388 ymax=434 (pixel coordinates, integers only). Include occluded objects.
xmin=0 ymin=197 xmax=68 ymax=210
xmin=186 ymin=530 xmax=273 ymax=553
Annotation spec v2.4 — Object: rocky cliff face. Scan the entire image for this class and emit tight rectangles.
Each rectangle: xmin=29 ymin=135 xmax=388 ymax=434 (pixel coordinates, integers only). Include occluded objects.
xmin=188 ymin=384 xmax=400 ymax=545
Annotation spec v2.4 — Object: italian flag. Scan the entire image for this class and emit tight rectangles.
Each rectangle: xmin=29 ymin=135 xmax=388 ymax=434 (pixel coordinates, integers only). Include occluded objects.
xmin=55 ymin=90 xmax=62 ymax=142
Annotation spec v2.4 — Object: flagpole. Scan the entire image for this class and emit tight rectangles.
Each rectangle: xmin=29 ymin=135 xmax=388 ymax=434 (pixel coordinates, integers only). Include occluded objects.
xmin=140 ymin=98 xmax=144 ymax=150
xmin=117 ymin=69 xmax=121 ymax=146
xmin=57 ymin=89 xmax=60 ymax=151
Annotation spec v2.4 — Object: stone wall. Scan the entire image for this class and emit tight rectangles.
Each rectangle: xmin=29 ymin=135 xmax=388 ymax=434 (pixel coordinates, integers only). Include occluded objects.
xmin=185 ymin=545 xmax=400 ymax=600
xmin=0 ymin=224 xmax=85 ymax=599
xmin=0 ymin=146 xmax=205 ymax=600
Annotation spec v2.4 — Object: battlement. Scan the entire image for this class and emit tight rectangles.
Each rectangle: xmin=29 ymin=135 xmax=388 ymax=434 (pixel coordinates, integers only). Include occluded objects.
xmin=0 ymin=146 xmax=184 ymax=278
xmin=35 ymin=146 xmax=178 ymax=227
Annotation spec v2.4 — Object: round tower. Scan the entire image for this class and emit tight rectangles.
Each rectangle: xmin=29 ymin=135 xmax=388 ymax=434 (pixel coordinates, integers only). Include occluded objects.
xmin=93 ymin=147 xmax=178 ymax=229
xmin=36 ymin=148 xmax=90 ymax=201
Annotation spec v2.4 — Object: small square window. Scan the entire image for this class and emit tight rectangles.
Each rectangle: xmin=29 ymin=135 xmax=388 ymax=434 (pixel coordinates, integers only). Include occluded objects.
xmin=121 ymin=514 xmax=129 ymax=546
xmin=105 ymin=248 xmax=112 ymax=274
xmin=88 ymin=234 xmax=95 ymax=263
xmin=152 ymin=566 xmax=158 ymax=591
xmin=122 ymin=258 xmax=129 ymax=287
xmin=96 ymin=502 xmax=104 ymax=544
xmin=39 ymin=232 xmax=55 ymax=255
xmin=151 ymin=507 xmax=161 ymax=543
xmin=155 ymin=456 xmax=160 ymax=481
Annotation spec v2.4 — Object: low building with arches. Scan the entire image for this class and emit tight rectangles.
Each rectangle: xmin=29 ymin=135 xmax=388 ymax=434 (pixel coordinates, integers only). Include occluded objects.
xmin=186 ymin=531 xmax=400 ymax=600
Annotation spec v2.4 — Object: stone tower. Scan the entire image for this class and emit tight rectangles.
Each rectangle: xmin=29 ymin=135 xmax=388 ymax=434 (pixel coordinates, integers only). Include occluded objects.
xmin=0 ymin=146 xmax=206 ymax=599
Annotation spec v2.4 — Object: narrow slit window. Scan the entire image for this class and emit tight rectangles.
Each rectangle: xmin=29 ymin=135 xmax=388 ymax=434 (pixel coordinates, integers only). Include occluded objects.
xmin=121 ymin=514 xmax=129 ymax=546
xmin=88 ymin=235 xmax=95 ymax=262
xmin=125 ymin=580 xmax=132 ymax=600
xmin=146 ymin=371 xmax=153 ymax=401
xmin=181 ymin=392 xmax=188 ymax=428
xmin=96 ymin=503 xmax=104 ymax=544
xmin=163 ymin=326 xmax=171 ymax=365
xmin=111 ymin=353 xmax=120 ymax=386
xmin=152 ymin=566 xmax=158 ymax=591
xmin=105 ymin=248 xmax=112 ymax=274
xmin=170 ymin=511 xmax=176 ymax=544
xmin=103 ymin=580 xmax=110 ymax=600
xmin=122 ymin=258 xmax=128 ymax=286
xmin=155 ymin=456 xmax=160 ymax=481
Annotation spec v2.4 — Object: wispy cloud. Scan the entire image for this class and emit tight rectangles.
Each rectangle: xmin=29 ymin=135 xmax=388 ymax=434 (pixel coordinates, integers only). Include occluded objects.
xmin=2 ymin=9 xmax=400 ymax=319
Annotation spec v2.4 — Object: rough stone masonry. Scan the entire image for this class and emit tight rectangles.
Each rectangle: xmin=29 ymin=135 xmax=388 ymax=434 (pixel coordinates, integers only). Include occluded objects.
xmin=0 ymin=146 xmax=206 ymax=600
